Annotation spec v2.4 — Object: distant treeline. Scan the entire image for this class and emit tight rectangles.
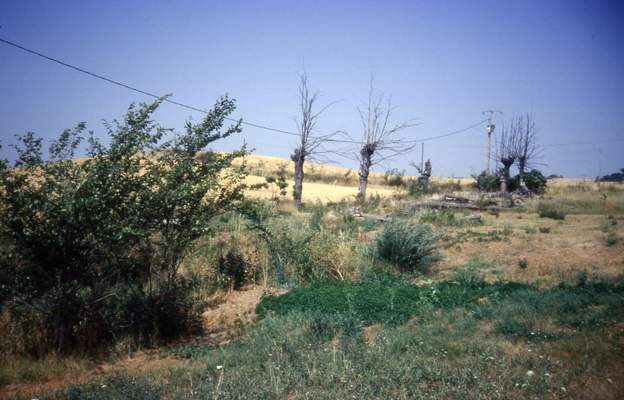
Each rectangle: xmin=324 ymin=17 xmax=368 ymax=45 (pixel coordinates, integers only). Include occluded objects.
xmin=597 ymin=168 xmax=624 ymax=183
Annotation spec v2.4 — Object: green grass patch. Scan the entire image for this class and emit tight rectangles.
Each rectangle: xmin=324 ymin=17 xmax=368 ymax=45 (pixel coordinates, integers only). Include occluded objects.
xmin=257 ymin=279 xmax=530 ymax=325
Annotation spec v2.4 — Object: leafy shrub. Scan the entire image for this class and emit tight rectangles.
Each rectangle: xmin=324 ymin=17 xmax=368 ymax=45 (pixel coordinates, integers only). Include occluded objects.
xmin=472 ymin=171 xmax=500 ymax=192
xmin=523 ymin=169 xmax=548 ymax=194
xmin=538 ymin=226 xmax=551 ymax=233
xmin=0 ymin=97 xmax=246 ymax=354
xmin=376 ymin=221 xmax=440 ymax=273
xmin=537 ymin=202 xmax=566 ymax=220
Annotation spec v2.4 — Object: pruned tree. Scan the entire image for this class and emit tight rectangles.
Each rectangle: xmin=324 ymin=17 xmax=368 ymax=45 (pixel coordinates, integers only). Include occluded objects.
xmin=410 ymin=159 xmax=432 ymax=191
xmin=497 ymin=117 xmax=521 ymax=193
xmin=291 ymin=71 xmax=341 ymax=208
xmin=354 ymin=78 xmax=416 ymax=201
xmin=514 ymin=113 xmax=540 ymax=187
xmin=417 ymin=159 xmax=432 ymax=190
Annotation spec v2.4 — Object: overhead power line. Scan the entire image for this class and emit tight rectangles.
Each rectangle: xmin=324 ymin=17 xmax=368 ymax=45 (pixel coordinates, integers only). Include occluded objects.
xmin=0 ymin=37 xmax=300 ymax=137
xmin=405 ymin=119 xmax=486 ymax=143
xmin=1 ymin=37 xmax=486 ymax=145
xmin=540 ymin=139 xmax=624 ymax=147
xmin=448 ymin=137 xmax=624 ymax=149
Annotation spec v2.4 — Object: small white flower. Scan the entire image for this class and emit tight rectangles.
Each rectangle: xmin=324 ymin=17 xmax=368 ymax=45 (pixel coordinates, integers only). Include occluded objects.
xmin=101 ymin=384 xmax=107 ymax=388
xmin=216 ymin=365 xmax=223 ymax=370
xmin=526 ymin=370 xmax=535 ymax=377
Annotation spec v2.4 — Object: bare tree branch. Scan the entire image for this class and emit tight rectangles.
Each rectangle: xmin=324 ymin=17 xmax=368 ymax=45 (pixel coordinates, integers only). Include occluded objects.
xmin=353 ymin=76 xmax=417 ymax=201
xmin=290 ymin=70 xmax=343 ymax=208
xmin=514 ymin=113 xmax=542 ymax=185
xmin=497 ymin=117 xmax=522 ymax=192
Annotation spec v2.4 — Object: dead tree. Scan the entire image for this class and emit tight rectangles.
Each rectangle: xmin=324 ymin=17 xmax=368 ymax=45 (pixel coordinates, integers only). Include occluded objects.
xmin=290 ymin=71 xmax=341 ymax=208
xmin=497 ymin=118 xmax=521 ymax=193
xmin=515 ymin=113 xmax=539 ymax=187
xmin=354 ymin=78 xmax=416 ymax=201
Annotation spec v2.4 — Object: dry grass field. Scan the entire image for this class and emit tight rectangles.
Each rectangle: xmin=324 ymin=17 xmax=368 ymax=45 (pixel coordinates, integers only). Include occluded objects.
xmin=241 ymin=153 xmax=473 ymax=202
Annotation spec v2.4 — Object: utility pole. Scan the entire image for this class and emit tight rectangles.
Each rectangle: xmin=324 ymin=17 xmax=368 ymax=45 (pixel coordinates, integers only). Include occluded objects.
xmin=420 ymin=142 xmax=424 ymax=171
xmin=482 ymin=110 xmax=502 ymax=173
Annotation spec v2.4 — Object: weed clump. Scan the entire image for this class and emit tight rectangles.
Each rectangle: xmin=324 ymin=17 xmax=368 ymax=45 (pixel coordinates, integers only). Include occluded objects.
xmin=518 ymin=258 xmax=528 ymax=269
xmin=376 ymin=221 xmax=440 ymax=273
xmin=605 ymin=231 xmax=618 ymax=246
xmin=537 ymin=201 xmax=566 ymax=220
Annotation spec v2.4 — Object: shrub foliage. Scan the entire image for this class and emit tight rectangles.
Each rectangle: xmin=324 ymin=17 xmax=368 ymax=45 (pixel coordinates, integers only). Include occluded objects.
xmin=0 ymin=96 xmax=247 ymax=354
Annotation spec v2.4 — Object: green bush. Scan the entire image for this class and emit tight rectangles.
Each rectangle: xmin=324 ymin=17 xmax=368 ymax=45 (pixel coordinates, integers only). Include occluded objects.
xmin=523 ymin=169 xmax=548 ymax=194
xmin=537 ymin=202 xmax=566 ymax=220
xmin=376 ymin=221 xmax=440 ymax=273
xmin=0 ymin=96 xmax=246 ymax=354
xmin=472 ymin=171 xmax=500 ymax=192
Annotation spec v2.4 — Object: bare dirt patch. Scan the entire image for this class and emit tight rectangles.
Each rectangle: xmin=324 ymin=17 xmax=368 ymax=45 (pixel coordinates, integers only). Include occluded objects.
xmin=201 ymin=285 xmax=287 ymax=345
xmin=438 ymin=213 xmax=624 ymax=286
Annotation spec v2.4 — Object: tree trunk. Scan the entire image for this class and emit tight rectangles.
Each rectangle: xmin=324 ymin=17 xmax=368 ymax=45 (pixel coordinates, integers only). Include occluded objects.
xmin=54 ymin=313 xmax=69 ymax=354
xmin=518 ymin=158 xmax=526 ymax=187
xmin=500 ymin=164 xmax=511 ymax=193
xmin=293 ymin=158 xmax=304 ymax=208
xmin=357 ymin=154 xmax=372 ymax=202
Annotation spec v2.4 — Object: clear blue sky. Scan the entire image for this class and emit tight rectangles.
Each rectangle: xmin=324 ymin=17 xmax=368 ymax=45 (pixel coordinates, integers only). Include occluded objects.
xmin=1 ymin=0 xmax=623 ymax=178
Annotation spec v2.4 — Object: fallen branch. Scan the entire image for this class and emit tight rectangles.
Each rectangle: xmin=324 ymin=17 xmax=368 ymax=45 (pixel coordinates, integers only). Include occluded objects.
xmin=413 ymin=200 xmax=500 ymax=212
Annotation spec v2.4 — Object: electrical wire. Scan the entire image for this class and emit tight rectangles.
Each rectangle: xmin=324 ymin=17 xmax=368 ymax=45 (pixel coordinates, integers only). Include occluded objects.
xmin=1 ymin=37 xmax=488 ymax=144
xmin=0 ymin=37 xmax=300 ymax=137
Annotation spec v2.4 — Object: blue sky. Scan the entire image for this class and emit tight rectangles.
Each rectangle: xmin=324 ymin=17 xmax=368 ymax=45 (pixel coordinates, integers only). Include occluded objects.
xmin=1 ymin=0 xmax=623 ymax=178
